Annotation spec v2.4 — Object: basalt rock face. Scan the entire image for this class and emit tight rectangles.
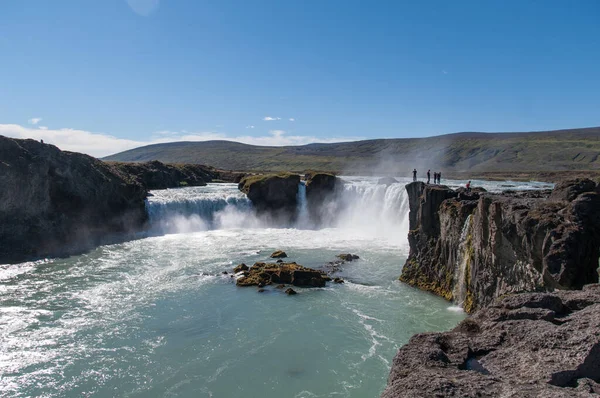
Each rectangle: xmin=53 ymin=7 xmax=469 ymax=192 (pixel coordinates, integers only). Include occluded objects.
xmin=110 ymin=160 xmax=218 ymax=189
xmin=305 ymin=172 xmax=342 ymax=226
xmin=400 ymin=180 xmax=600 ymax=313
xmin=381 ymin=285 xmax=600 ymax=398
xmin=0 ymin=136 xmax=148 ymax=263
xmin=238 ymin=173 xmax=301 ymax=221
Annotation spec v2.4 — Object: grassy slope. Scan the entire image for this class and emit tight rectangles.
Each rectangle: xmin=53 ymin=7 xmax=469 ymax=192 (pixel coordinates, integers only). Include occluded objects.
xmin=104 ymin=127 xmax=600 ymax=176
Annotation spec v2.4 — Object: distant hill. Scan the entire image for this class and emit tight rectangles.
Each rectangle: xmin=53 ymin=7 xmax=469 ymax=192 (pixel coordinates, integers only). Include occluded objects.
xmin=104 ymin=127 xmax=600 ymax=174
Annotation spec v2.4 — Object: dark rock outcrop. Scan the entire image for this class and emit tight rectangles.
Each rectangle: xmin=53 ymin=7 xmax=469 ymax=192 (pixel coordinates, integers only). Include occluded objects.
xmin=270 ymin=250 xmax=288 ymax=258
xmin=381 ymin=285 xmax=600 ymax=397
xmin=0 ymin=136 xmax=148 ymax=263
xmin=235 ymin=262 xmax=327 ymax=287
xmin=400 ymin=180 xmax=600 ymax=312
xmin=305 ymin=172 xmax=342 ymax=226
xmin=238 ymin=173 xmax=300 ymax=221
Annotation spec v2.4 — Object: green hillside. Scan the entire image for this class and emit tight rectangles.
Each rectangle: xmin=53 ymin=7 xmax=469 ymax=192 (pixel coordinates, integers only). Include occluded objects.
xmin=104 ymin=127 xmax=600 ymax=175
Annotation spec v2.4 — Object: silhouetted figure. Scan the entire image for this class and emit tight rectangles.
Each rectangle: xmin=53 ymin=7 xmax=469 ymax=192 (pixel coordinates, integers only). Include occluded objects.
xmin=438 ymin=172 xmax=442 ymax=184
xmin=40 ymin=139 xmax=44 ymax=144
xmin=427 ymin=169 xmax=431 ymax=184
xmin=412 ymin=169 xmax=417 ymax=182
xmin=466 ymin=180 xmax=471 ymax=193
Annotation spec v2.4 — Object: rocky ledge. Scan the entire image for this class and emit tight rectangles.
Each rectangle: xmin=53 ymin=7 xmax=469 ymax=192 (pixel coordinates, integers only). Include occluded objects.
xmin=382 ymin=285 xmax=600 ymax=397
xmin=235 ymin=262 xmax=328 ymax=287
xmin=400 ymin=179 xmax=600 ymax=313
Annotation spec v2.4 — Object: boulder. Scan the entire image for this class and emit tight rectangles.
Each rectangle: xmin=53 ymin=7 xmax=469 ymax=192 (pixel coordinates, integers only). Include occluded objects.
xmin=381 ymin=286 xmax=600 ymax=397
xmin=270 ymin=250 xmax=288 ymax=258
xmin=550 ymin=178 xmax=597 ymax=202
xmin=233 ymin=263 xmax=249 ymax=273
xmin=337 ymin=253 xmax=359 ymax=261
xmin=285 ymin=288 xmax=297 ymax=295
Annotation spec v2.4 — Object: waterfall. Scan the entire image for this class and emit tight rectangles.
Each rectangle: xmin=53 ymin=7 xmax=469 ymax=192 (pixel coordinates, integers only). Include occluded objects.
xmin=295 ymin=181 xmax=310 ymax=228
xmin=452 ymin=215 xmax=473 ymax=307
xmin=333 ymin=179 xmax=411 ymax=241
xmin=145 ymin=184 xmax=252 ymax=233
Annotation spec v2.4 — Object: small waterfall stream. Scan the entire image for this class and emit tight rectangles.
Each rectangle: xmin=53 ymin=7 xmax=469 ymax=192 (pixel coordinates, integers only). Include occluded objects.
xmin=296 ymin=181 xmax=310 ymax=228
xmin=452 ymin=215 xmax=473 ymax=308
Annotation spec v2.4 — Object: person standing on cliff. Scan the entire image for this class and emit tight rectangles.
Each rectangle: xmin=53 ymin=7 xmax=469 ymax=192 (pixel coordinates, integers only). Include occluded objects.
xmin=438 ymin=172 xmax=442 ymax=184
xmin=412 ymin=169 xmax=417 ymax=182
xmin=466 ymin=180 xmax=471 ymax=193
xmin=427 ymin=169 xmax=431 ymax=184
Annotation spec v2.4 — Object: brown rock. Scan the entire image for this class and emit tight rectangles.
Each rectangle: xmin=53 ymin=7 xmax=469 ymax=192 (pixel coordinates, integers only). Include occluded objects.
xmin=285 ymin=288 xmax=297 ymax=295
xmin=271 ymin=250 xmax=288 ymax=258
xmin=233 ymin=263 xmax=249 ymax=273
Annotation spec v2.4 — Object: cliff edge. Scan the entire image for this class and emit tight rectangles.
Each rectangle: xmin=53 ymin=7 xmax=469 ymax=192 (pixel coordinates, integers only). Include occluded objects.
xmin=400 ymin=180 xmax=600 ymax=312
xmin=0 ymin=136 xmax=149 ymax=263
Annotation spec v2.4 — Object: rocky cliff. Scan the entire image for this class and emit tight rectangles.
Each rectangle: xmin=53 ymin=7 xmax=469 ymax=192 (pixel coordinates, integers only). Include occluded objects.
xmin=0 ymin=136 xmax=148 ymax=263
xmin=400 ymin=180 xmax=600 ymax=313
xmin=305 ymin=172 xmax=342 ymax=226
xmin=382 ymin=285 xmax=600 ymax=397
xmin=238 ymin=173 xmax=301 ymax=222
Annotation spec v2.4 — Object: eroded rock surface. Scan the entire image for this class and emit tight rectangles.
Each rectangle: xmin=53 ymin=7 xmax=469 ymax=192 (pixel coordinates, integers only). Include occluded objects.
xmin=235 ymin=262 xmax=327 ymax=287
xmin=0 ymin=136 xmax=148 ymax=263
xmin=238 ymin=173 xmax=300 ymax=221
xmin=400 ymin=180 xmax=600 ymax=312
xmin=382 ymin=286 xmax=600 ymax=398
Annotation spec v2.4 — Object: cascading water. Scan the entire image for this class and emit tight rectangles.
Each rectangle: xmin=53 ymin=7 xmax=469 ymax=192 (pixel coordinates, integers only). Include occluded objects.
xmin=295 ymin=181 xmax=310 ymax=228
xmin=145 ymin=184 xmax=253 ymax=233
xmin=333 ymin=178 xmax=411 ymax=243
xmin=452 ymin=214 xmax=473 ymax=308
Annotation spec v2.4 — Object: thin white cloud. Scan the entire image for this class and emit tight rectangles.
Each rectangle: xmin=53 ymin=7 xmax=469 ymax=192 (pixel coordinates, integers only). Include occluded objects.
xmin=38 ymin=126 xmax=48 ymax=130
xmin=246 ymin=125 xmax=255 ymax=129
xmin=0 ymin=123 xmax=364 ymax=157
xmin=28 ymin=118 xmax=42 ymax=125
xmin=442 ymin=70 xmax=448 ymax=74
xmin=126 ymin=0 xmax=159 ymax=16
xmin=263 ymin=116 xmax=281 ymax=121
xmin=289 ymin=118 xmax=295 ymax=122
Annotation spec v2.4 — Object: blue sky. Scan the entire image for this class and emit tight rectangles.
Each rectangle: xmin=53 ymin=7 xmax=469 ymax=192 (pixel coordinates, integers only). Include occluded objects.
xmin=1 ymin=0 xmax=599 ymax=156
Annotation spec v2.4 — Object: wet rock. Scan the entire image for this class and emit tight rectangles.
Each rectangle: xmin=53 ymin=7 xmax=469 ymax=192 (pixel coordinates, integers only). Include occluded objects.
xmin=381 ymin=287 xmax=600 ymax=398
xmin=333 ymin=278 xmax=345 ymax=284
xmin=275 ymin=284 xmax=286 ymax=289
xmin=305 ymin=172 xmax=343 ymax=227
xmin=276 ymin=259 xmax=283 ymax=263
xmin=221 ymin=271 xmax=228 ymax=275
xmin=270 ymin=250 xmax=288 ymax=258
xmin=257 ymin=288 xmax=265 ymax=293
xmin=285 ymin=288 xmax=297 ymax=295
xmin=337 ymin=253 xmax=360 ymax=261
xmin=238 ymin=173 xmax=300 ymax=222
xmin=233 ymin=263 xmax=249 ymax=273
xmin=236 ymin=262 xmax=327 ymax=287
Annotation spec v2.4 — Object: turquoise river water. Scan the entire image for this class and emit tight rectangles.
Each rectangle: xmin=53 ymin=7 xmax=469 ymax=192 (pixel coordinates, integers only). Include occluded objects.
xmin=0 ymin=177 xmax=551 ymax=397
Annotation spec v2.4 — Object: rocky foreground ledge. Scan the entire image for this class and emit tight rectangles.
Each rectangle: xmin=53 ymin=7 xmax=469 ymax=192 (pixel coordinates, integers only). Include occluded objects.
xmin=382 ymin=285 xmax=600 ymax=397
xmin=401 ymin=179 xmax=600 ymax=313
